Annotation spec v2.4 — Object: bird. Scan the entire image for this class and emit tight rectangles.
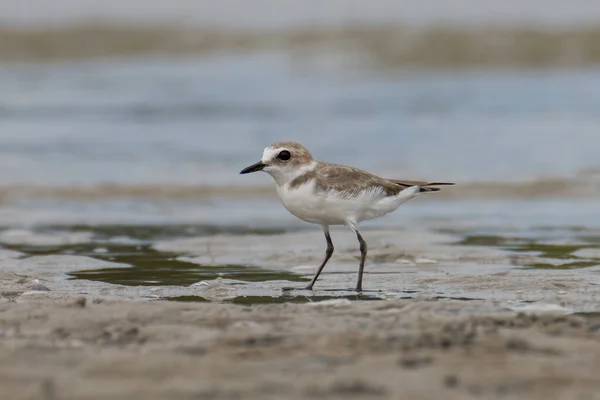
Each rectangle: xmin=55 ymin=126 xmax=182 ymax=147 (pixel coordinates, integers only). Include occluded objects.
xmin=239 ymin=141 xmax=454 ymax=292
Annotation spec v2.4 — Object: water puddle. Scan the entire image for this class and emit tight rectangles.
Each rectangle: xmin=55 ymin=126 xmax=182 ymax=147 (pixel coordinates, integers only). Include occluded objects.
xmin=166 ymin=294 xmax=382 ymax=304
xmin=66 ymin=244 xmax=308 ymax=286
xmin=42 ymin=223 xmax=291 ymax=240
xmin=2 ymin=224 xmax=598 ymax=305
xmin=1 ymin=224 xmax=387 ymax=303
xmin=455 ymin=233 xmax=600 ymax=269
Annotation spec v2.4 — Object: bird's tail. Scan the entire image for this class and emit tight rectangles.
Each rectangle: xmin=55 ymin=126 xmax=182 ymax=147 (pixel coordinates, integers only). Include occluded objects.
xmin=388 ymin=180 xmax=455 ymax=193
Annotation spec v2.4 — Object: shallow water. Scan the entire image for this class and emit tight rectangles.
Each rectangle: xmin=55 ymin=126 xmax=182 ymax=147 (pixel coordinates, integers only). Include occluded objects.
xmin=2 ymin=222 xmax=599 ymax=306
xmin=2 ymin=55 xmax=600 ymax=184
xmin=456 ymin=233 xmax=600 ymax=269
xmin=0 ymin=53 xmax=599 ymax=229
xmin=0 ymin=54 xmax=599 ymax=230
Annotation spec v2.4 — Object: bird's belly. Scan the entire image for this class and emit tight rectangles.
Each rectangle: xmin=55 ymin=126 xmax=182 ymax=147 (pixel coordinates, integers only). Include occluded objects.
xmin=279 ymin=184 xmax=421 ymax=226
xmin=278 ymin=183 xmax=352 ymax=225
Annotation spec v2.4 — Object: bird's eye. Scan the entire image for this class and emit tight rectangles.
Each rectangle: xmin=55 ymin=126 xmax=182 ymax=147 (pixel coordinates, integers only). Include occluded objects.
xmin=277 ymin=150 xmax=291 ymax=161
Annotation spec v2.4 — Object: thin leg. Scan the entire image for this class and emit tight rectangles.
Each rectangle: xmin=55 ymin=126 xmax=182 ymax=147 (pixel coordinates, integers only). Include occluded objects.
xmin=347 ymin=222 xmax=368 ymax=292
xmin=305 ymin=226 xmax=334 ymax=290
xmin=282 ymin=225 xmax=334 ymax=292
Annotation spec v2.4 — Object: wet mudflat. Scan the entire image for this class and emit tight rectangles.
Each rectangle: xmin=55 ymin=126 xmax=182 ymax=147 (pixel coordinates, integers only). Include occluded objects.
xmin=0 ymin=219 xmax=599 ymax=399
xmin=1 ymin=222 xmax=600 ymax=307
xmin=2 ymin=298 xmax=600 ymax=400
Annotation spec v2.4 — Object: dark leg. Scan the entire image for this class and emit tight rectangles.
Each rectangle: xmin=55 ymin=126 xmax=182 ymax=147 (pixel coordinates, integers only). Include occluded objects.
xmin=305 ymin=227 xmax=334 ymax=290
xmin=354 ymin=230 xmax=368 ymax=292
xmin=282 ymin=226 xmax=334 ymax=292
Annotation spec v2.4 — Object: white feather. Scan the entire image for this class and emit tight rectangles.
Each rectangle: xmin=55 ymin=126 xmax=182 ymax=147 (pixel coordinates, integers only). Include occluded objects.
xmin=277 ymin=180 xmax=420 ymax=226
xmin=261 ymin=146 xmax=280 ymax=164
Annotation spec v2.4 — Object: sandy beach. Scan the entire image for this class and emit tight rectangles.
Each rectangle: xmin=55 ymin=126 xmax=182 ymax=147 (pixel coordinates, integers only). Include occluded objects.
xmin=1 ymin=222 xmax=600 ymax=399
xmin=2 ymin=296 xmax=600 ymax=399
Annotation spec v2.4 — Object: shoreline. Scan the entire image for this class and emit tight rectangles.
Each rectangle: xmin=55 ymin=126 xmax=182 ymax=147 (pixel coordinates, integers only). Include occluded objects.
xmin=2 ymin=24 xmax=600 ymax=68
xmin=0 ymin=175 xmax=598 ymax=202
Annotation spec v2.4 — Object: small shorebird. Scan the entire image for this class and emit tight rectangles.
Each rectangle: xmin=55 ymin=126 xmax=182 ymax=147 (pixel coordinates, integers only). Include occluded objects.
xmin=240 ymin=142 xmax=453 ymax=292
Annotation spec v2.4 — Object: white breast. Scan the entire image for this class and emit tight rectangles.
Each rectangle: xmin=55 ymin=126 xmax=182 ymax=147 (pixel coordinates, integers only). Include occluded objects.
xmin=276 ymin=181 xmax=420 ymax=226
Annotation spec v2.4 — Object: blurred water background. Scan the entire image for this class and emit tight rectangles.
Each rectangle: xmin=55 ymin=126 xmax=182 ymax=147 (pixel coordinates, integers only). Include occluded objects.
xmin=0 ymin=0 xmax=599 ymax=229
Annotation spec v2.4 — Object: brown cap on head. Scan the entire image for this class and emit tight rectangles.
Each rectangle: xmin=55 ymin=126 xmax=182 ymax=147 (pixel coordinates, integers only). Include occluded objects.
xmin=268 ymin=142 xmax=314 ymax=165
xmin=240 ymin=141 xmax=314 ymax=174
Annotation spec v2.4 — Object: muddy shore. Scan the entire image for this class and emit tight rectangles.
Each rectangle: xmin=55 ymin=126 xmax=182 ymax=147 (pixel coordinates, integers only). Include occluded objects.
xmin=1 ymin=224 xmax=600 ymax=399
xmin=1 ymin=298 xmax=600 ymax=400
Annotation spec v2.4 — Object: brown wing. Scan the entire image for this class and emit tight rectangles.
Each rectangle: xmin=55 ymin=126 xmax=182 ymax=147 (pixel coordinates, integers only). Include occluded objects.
xmin=290 ymin=162 xmax=454 ymax=197
xmin=311 ymin=163 xmax=404 ymax=197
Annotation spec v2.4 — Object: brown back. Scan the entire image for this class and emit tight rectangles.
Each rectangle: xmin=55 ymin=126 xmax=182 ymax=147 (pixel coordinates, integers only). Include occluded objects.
xmin=290 ymin=162 xmax=453 ymax=198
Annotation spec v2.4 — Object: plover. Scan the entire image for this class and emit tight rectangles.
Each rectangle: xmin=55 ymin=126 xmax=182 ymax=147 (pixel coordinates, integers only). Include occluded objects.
xmin=240 ymin=142 xmax=453 ymax=292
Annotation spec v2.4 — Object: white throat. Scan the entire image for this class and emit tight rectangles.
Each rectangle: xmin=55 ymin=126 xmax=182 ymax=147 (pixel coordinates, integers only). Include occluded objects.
xmin=265 ymin=161 xmax=318 ymax=187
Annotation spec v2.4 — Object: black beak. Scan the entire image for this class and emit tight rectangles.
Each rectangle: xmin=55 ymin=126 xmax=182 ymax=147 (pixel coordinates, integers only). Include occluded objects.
xmin=240 ymin=161 xmax=266 ymax=174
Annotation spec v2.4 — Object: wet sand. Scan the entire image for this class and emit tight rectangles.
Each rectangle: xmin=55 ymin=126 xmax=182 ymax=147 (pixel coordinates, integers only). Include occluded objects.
xmin=1 ymin=224 xmax=600 ymax=399
xmin=2 ymin=298 xmax=600 ymax=399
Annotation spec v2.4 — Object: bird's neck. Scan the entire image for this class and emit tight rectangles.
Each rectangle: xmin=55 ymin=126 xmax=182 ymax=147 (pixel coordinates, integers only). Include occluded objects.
xmin=269 ymin=160 xmax=319 ymax=188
